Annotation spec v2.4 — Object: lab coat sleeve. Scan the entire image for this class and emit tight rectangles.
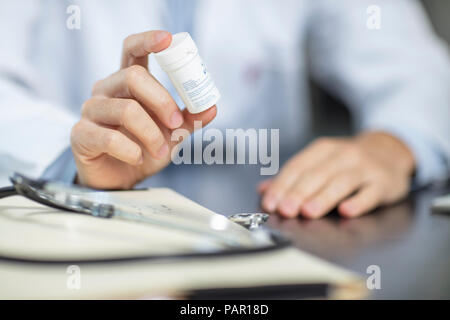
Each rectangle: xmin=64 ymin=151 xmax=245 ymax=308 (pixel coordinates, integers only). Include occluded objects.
xmin=0 ymin=2 xmax=77 ymax=186
xmin=307 ymin=0 xmax=450 ymax=187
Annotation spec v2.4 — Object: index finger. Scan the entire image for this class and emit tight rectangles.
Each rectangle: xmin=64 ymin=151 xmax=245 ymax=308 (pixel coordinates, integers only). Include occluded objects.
xmin=121 ymin=30 xmax=172 ymax=69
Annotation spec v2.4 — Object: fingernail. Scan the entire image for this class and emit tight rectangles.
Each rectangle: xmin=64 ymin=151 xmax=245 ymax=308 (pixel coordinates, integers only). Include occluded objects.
xmin=302 ymin=201 xmax=321 ymax=217
xmin=170 ymin=111 xmax=184 ymax=128
xmin=157 ymin=143 xmax=169 ymax=158
xmin=340 ymin=203 xmax=356 ymax=217
xmin=279 ymin=199 xmax=297 ymax=217
xmin=263 ymin=194 xmax=278 ymax=212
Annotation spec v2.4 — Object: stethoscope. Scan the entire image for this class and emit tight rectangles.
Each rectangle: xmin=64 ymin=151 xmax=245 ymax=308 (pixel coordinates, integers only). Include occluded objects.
xmin=0 ymin=173 xmax=291 ymax=264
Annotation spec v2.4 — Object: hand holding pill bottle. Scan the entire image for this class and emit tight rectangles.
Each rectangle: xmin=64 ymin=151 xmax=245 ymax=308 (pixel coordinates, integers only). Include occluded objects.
xmin=71 ymin=30 xmax=217 ymax=190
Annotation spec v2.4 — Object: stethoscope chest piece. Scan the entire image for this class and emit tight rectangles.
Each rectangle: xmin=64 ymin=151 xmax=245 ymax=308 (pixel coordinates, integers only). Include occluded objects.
xmin=228 ymin=213 xmax=269 ymax=230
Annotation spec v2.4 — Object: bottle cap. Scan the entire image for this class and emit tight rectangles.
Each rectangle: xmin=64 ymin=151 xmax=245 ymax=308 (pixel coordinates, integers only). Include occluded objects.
xmin=154 ymin=32 xmax=198 ymax=68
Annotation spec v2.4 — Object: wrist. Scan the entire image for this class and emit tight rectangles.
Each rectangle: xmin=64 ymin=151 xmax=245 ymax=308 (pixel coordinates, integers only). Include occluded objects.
xmin=355 ymin=131 xmax=416 ymax=176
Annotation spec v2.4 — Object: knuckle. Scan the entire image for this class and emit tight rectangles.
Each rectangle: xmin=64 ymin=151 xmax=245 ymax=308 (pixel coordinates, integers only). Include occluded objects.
xmin=122 ymin=34 xmax=134 ymax=51
xmin=314 ymin=137 xmax=335 ymax=149
xmin=129 ymin=146 xmax=142 ymax=162
xmin=145 ymin=127 xmax=164 ymax=147
xmin=379 ymin=171 xmax=394 ymax=185
xmin=292 ymin=181 xmax=309 ymax=197
xmin=80 ymin=101 xmax=89 ymax=118
xmin=122 ymin=100 xmax=141 ymax=123
xmin=70 ymin=121 xmax=92 ymax=150
xmin=133 ymin=151 xmax=142 ymax=164
xmin=91 ymin=79 xmax=105 ymax=96
xmin=289 ymin=188 xmax=304 ymax=199
xmin=80 ymin=98 xmax=96 ymax=118
xmin=271 ymin=175 xmax=294 ymax=192
xmin=125 ymin=65 xmax=147 ymax=85
xmin=367 ymin=169 xmax=385 ymax=184
xmin=158 ymin=93 xmax=176 ymax=111
xmin=104 ymin=131 xmax=120 ymax=150
xmin=300 ymin=171 xmax=315 ymax=184
xmin=70 ymin=121 xmax=84 ymax=142
xmin=91 ymin=81 xmax=101 ymax=96
xmin=341 ymin=144 xmax=363 ymax=164
xmin=264 ymin=181 xmax=281 ymax=196
xmin=329 ymin=177 xmax=349 ymax=194
xmin=287 ymin=153 xmax=303 ymax=168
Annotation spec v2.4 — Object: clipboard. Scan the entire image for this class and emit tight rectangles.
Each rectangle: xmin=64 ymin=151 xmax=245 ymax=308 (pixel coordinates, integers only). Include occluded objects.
xmin=0 ymin=188 xmax=367 ymax=299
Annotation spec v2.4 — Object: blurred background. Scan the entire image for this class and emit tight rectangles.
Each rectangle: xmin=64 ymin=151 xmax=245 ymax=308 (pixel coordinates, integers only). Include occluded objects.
xmin=309 ymin=0 xmax=450 ymax=137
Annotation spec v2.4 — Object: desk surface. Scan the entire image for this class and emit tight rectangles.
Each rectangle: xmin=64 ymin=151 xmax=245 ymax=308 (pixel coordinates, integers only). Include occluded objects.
xmin=156 ymin=163 xmax=450 ymax=299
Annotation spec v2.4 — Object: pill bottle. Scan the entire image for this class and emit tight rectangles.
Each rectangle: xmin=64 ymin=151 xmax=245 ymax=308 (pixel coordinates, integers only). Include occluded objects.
xmin=154 ymin=32 xmax=221 ymax=114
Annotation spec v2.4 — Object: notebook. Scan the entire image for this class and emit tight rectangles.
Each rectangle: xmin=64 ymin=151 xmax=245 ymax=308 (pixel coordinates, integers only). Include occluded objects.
xmin=0 ymin=188 xmax=366 ymax=299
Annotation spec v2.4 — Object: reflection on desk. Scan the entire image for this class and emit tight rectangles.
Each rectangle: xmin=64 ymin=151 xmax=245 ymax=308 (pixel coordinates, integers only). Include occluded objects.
xmin=154 ymin=164 xmax=450 ymax=299
xmin=267 ymin=185 xmax=450 ymax=299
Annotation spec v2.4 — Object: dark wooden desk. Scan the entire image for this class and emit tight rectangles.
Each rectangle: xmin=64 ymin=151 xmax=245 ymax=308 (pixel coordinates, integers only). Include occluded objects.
xmin=266 ymin=187 xmax=450 ymax=299
xmin=154 ymin=163 xmax=450 ymax=299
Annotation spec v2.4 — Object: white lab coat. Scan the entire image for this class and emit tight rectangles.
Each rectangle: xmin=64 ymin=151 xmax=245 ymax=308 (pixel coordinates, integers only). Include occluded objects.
xmin=1 ymin=0 xmax=449 ymax=190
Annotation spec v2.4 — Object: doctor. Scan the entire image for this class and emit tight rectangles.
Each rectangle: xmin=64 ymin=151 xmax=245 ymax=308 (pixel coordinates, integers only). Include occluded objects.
xmin=1 ymin=0 xmax=449 ymax=219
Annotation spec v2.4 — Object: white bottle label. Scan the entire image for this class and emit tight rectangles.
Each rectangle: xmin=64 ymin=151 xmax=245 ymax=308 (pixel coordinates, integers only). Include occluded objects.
xmin=170 ymin=54 xmax=220 ymax=113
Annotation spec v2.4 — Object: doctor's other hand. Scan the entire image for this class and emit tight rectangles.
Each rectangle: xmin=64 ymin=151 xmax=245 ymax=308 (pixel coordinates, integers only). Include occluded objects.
xmin=71 ymin=30 xmax=217 ymax=189
xmin=258 ymin=132 xmax=415 ymax=219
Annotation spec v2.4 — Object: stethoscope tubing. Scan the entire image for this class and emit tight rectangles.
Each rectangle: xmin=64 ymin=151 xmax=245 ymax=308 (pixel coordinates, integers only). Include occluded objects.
xmin=0 ymin=232 xmax=291 ymax=265
xmin=0 ymin=186 xmax=17 ymax=199
xmin=0 ymin=175 xmax=292 ymax=265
